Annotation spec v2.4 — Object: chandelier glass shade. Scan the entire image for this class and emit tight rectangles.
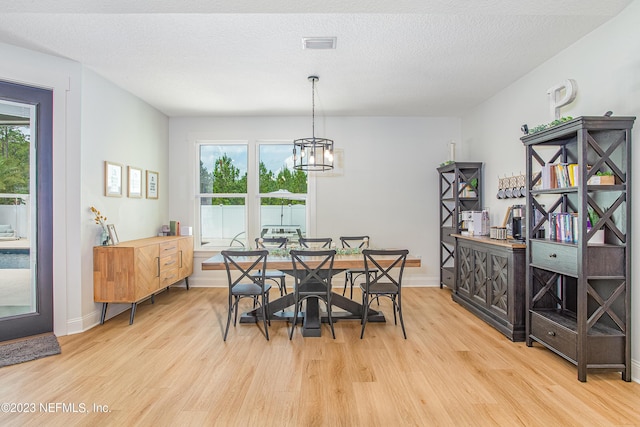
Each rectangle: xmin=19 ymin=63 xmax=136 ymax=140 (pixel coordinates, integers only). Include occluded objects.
xmin=293 ymin=76 xmax=334 ymax=171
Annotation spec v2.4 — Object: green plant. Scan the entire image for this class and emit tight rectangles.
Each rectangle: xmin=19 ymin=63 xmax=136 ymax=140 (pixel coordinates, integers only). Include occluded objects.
xmin=528 ymin=116 xmax=573 ymax=134
xmin=596 ymin=170 xmax=613 ymax=176
xmin=587 ymin=206 xmax=599 ymax=229
xmin=470 ymin=178 xmax=478 ymax=189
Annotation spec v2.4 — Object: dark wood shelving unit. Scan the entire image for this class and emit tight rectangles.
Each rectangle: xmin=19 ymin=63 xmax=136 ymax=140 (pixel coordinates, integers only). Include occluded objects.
xmin=437 ymin=162 xmax=482 ymax=289
xmin=522 ymin=116 xmax=635 ymax=381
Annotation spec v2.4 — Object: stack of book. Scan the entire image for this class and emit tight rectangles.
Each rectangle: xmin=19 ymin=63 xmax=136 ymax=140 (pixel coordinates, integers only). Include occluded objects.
xmin=548 ymin=212 xmax=578 ymax=243
xmin=541 ymin=163 xmax=580 ymax=189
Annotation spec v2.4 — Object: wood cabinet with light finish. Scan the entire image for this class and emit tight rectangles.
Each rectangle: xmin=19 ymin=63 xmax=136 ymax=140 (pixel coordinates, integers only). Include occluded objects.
xmin=94 ymin=235 xmax=193 ymax=324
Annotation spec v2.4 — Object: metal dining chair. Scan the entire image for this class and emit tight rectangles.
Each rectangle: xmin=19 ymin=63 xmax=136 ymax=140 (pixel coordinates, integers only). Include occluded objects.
xmin=339 ymin=236 xmax=378 ymax=299
xmin=253 ymin=237 xmax=288 ymax=295
xmin=289 ymin=249 xmax=336 ymax=339
xmin=299 ymin=237 xmax=332 ymax=249
xmin=360 ymin=249 xmax=409 ymax=339
xmin=221 ymin=249 xmax=271 ymax=341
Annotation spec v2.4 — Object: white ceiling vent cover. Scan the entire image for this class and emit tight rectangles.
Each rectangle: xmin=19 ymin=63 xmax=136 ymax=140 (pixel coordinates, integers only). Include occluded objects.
xmin=302 ymin=37 xmax=337 ymax=50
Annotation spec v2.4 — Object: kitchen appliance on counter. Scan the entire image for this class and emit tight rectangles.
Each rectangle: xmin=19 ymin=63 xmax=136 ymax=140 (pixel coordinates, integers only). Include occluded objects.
xmin=461 ymin=210 xmax=490 ymax=236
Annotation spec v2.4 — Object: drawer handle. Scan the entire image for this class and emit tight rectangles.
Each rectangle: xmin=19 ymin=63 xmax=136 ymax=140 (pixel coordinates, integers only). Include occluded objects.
xmin=547 ymin=331 xmax=556 ymax=336
xmin=164 ymin=260 xmax=176 ymax=266
xmin=548 ymin=253 xmax=557 ymax=258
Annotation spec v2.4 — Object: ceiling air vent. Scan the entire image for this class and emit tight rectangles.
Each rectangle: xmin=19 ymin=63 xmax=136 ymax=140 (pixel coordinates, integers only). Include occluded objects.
xmin=302 ymin=37 xmax=337 ymax=50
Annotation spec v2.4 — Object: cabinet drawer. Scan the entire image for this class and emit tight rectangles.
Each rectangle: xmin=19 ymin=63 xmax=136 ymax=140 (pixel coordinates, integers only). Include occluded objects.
xmin=160 ymin=253 xmax=179 ymax=271
xmin=530 ymin=312 xmax=576 ymax=361
xmin=160 ymin=267 xmax=180 ymax=287
xmin=530 ymin=241 xmax=577 ymax=276
xmin=441 ymin=267 xmax=455 ymax=287
xmin=160 ymin=240 xmax=179 ymax=255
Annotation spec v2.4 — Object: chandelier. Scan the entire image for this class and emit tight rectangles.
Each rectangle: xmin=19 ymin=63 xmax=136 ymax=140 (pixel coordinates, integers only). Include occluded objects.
xmin=293 ymin=76 xmax=334 ymax=171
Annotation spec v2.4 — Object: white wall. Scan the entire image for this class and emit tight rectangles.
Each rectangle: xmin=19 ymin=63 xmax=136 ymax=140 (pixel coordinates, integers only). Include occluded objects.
xmin=0 ymin=43 xmax=170 ymax=335
xmin=79 ymin=69 xmax=169 ymax=327
xmin=168 ymin=116 xmax=461 ymax=287
xmin=462 ymin=0 xmax=640 ymax=381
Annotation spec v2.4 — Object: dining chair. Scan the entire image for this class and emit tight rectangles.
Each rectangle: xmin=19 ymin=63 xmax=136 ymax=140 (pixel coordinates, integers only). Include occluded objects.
xmin=298 ymin=237 xmax=332 ymax=249
xmin=360 ymin=249 xmax=409 ymax=339
xmin=253 ymin=237 xmax=288 ymax=295
xmin=289 ymin=249 xmax=337 ymax=339
xmin=221 ymin=249 xmax=272 ymax=341
xmin=339 ymin=235 xmax=378 ymax=299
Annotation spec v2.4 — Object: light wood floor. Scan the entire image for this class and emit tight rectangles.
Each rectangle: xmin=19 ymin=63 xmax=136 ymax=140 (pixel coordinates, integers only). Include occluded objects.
xmin=1 ymin=287 xmax=639 ymax=426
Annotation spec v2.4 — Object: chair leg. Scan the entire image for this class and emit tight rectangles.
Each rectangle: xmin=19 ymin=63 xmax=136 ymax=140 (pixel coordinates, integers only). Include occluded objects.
xmin=325 ymin=295 xmax=335 ymax=339
xmin=289 ymin=300 xmax=299 ymax=340
xmin=224 ymin=297 xmax=234 ymax=341
xmin=392 ymin=295 xmax=398 ymax=325
xmin=233 ymin=296 xmax=240 ymax=326
xmin=397 ymin=294 xmax=407 ymax=339
xmin=281 ymin=277 xmax=287 ymax=295
xmin=360 ymin=294 xmax=369 ymax=339
xmin=262 ymin=293 xmax=270 ymax=341
xmin=343 ymin=273 xmax=349 ymax=296
xmin=349 ymin=273 xmax=355 ymax=299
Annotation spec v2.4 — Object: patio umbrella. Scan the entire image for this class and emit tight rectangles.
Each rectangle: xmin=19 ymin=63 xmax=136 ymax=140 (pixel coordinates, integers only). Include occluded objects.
xmin=267 ymin=189 xmax=293 ymax=225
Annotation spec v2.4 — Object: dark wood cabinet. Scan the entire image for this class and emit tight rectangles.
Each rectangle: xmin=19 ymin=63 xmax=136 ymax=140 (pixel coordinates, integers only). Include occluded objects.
xmin=437 ymin=162 xmax=483 ymax=289
xmin=522 ymin=116 xmax=634 ymax=381
xmin=453 ymin=235 xmax=526 ymax=341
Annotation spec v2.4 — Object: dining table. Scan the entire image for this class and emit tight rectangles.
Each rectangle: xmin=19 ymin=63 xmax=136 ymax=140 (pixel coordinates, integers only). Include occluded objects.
xmin=202 ymin=250 xmax=421 ymax=337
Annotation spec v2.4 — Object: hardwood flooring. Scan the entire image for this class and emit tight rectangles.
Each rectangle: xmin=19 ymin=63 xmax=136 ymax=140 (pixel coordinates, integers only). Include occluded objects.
xmin=1 ymin=287 xmax=639 ymax=426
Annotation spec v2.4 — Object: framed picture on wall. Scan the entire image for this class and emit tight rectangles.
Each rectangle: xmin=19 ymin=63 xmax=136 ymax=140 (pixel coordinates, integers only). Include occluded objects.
xmin=146 ymin=170 xmax=159 ymax=199
xmin=104 ymin=161 xmax=123 ymax=197
xmin=128 ymin=166 xmax=143 ymax=198
xmin=107 ymin=224 xmax=119 ymax=245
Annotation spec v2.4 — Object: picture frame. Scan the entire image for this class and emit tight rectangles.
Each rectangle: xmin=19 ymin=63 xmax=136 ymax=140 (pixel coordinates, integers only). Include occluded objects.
xmin=146 ymin=170 xmax=159 ymax=199
xmin=128 ymin=166 xmax=143 ymax=198
xmin=107 ymin=224 xmax=119 ymax=245
xmin=104 ymin=161 xmax=123 ymax=197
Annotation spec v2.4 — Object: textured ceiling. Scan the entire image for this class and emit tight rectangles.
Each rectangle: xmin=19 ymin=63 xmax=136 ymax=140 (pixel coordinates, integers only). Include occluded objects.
xmin=0 ymin=1 xmax=632 ymax=117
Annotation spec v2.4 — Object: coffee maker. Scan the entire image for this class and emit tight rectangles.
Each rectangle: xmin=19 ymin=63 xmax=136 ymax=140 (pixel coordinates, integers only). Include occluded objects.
xmin=508 ymin=204 xmax=526 ymax=241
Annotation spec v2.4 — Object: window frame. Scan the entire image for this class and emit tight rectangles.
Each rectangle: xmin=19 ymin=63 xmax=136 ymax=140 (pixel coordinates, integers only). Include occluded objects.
xmin=194 ymin=139 xmax=315 ymax=250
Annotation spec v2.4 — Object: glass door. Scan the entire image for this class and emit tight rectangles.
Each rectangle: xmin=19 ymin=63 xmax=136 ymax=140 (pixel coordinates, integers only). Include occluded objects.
xmin=0 ymin=81 xmax=53 ymax=341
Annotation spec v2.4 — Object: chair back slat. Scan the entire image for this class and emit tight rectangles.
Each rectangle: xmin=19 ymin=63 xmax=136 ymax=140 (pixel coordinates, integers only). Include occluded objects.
xmin=340 ymin=235 xmax=370 ymax=249
xmin=221 ymin=249 xmax=269 ymax=290
xmin=299 ymin=237 xmax=332 ymax=249
xmin=290 ymin=249 xmax=336 ymax=288
xmin=255 ymin=237 xmax=287 ymax=249
xmin=362 ymin=249 xmax=409 ymax=291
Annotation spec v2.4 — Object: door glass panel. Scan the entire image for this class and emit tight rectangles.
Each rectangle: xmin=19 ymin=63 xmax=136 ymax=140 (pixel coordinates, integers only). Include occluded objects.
xmin=0 ymin=100 xmax=35 ymax=318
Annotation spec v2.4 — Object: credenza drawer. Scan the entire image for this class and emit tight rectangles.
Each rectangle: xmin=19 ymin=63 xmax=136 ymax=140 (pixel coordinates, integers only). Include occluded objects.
xmin=160 ymin=268 xmax=180 ymax=287
xmin=160 ymin=240 xmax=179 ymax=255
xmin=160 ymin=253 xmax=179 ymax=271
xmin=530 ymin=241 xmax=577 ymax=276
xmin=530 ymin=240 xmax=626 ymax=277
xmin=530 ymin=312 xmax=576 ymax=361
xmin=442 ymin=267 xmax=455 ymax=287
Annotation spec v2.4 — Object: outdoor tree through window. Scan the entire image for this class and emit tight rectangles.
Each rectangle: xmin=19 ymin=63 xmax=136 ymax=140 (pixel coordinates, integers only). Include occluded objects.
xmin=197 ymin=142 xmax=308 ymax=248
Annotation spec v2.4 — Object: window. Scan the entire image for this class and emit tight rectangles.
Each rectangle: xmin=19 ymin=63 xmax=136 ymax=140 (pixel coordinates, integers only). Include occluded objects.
xmin=196 ymin=141 xmax=308 ymax=249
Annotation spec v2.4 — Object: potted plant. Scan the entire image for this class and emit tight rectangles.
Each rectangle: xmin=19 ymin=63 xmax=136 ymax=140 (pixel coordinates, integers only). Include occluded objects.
xmin=588 ymin=170 xmax=615 ymax=185
xmin=587 ymin=206 xmax=605 ymax=244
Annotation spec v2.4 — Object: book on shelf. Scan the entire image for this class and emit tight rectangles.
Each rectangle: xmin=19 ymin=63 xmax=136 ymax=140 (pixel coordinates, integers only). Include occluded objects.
xmin=458 ymin=182 xmax=477 ymax=198
xmin=548 ymin=212 xmax=579 ymax=243
xmin=540 ymin=163 xmax=579 ymax=190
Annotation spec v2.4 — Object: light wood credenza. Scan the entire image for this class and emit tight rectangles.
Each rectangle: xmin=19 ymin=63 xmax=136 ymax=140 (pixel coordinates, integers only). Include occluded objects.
xmin=93 ymin=235 xmax=194 ymax=324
